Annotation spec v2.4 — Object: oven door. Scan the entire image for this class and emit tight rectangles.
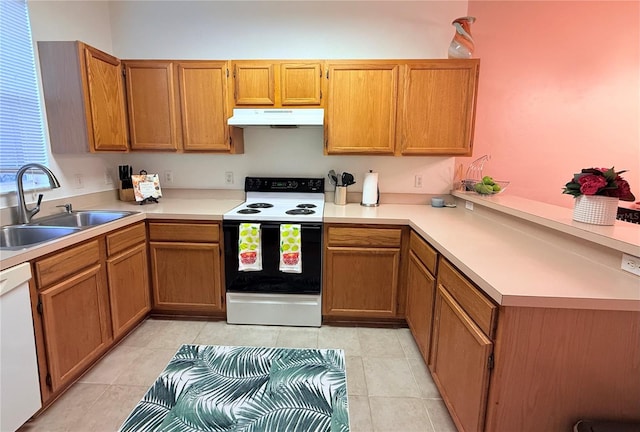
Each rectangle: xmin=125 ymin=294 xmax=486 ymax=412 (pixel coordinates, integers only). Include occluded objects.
xmin=223 ymin=221 xmax=322 ymax=295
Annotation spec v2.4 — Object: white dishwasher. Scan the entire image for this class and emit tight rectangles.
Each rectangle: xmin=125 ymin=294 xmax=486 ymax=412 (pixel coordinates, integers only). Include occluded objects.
xmin=0 ymin=263 xmax=41 ymax=431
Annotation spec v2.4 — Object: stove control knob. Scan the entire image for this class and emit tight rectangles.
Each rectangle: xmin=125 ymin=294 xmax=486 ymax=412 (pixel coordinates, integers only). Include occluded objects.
xmin=290 ymin=181 xmax=298 ymax=189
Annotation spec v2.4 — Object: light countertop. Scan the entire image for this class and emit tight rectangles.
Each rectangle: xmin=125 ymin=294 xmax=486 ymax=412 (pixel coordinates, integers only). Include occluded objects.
xmin=1 ymin=192 xmax=638 ymax=312
xmin=324 ymin=201 xmax=639 ymax=311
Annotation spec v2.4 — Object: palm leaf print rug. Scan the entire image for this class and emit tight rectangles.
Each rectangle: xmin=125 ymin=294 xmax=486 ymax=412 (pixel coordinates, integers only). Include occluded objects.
xmin=119 ymin=345 xmax=349 ymax=432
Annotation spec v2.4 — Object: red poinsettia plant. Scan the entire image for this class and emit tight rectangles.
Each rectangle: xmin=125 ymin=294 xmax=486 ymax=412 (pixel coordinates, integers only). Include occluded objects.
xmin=562 ymin=167 xmax=635 ymax=201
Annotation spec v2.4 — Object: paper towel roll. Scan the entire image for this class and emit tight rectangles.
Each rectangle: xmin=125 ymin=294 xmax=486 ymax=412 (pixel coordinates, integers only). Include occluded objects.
xmin=361 ymin=171 xmax=379 ymax=206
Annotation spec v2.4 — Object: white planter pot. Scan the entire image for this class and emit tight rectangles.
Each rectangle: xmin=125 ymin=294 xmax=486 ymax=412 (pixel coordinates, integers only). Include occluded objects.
xmin=573 ymin=195 xmax=619 ymax=225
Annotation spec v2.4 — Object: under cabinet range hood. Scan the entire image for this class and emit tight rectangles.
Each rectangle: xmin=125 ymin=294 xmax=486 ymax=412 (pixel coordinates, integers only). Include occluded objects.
xmin=227 ymin=108 xmax=324 ymax=128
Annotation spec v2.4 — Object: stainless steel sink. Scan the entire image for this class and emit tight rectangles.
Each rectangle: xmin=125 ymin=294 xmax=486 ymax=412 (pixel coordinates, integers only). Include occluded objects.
xmin=0 ymin=225 xmax=83 ymax=250
xmin=32 ymin=210 xmax=137 ymax=228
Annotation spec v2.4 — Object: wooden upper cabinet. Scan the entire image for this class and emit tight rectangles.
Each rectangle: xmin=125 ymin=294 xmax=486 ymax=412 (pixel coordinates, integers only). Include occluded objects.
xmin=178 ymin=62 xmax=231 ymax=151
xmin=230 ymin=61 xmax=323 ymax=107
xmin=124 ymin=60 xmax=242 ymax=153
xmin=325 ymin=62 xmax=399 ymax=155
xmin=124 ymin=60 xmax=179 ymax=151
xmin=397 ymin=60 xmax=479 ymax=156
xmin=38 ymin=41 xmax=129 ymax=153
xmin=280 ymin=63 xmax=322 ymax=106
xmin=232 ymin=62 xmax=275 ymax=105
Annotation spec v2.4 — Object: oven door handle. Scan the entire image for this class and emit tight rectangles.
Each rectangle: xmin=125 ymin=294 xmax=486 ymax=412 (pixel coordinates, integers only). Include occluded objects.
xmin=257 ymin=223 xmax=322 ymax=231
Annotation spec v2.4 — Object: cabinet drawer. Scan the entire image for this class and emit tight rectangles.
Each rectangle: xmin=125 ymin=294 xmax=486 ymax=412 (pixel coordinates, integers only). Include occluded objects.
xmin=327 ymin=226 xmax=402 ymax=247
xmin=106 ymin=222 xmax=146 ymax=256
xmin=148 ymin=222 xmax=219 ymax=243
xmin=437 ymin=258 xmax=497 ymax=338
xmin=35 ymin=240 xmax=101 ymax=288
xmin=410 ymin=231 xmax=437 ymax=275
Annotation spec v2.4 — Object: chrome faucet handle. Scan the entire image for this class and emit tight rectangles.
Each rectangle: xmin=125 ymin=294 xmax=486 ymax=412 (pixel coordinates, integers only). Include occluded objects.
xmin=24 ymin=194 xmax=44 ymax=222
xmin=56 ymin=203 xmax=73 ymax=213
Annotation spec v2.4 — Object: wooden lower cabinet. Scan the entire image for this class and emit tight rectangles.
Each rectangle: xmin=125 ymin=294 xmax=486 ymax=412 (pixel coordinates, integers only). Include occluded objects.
xmin=323 ymin=225 xmax=406 ymax=320
xmin=431 ymin=285 xmax=493 ymax=432
xmin=405 ymin=251 xmax=436 ymax=362
xmin=148 ymin=221 xmax=223 ymax=314
xmin=105 ymin=223 xmax=150 ymax=339
xmin=35 ymin=243 xmax=112 ymax=393
xmin=429 ymin=257 xmax=497 ymax=432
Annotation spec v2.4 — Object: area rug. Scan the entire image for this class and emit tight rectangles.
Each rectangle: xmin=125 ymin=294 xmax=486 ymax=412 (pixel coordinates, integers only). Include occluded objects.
xmin=119 ymin=345 xmax=349 ymax=432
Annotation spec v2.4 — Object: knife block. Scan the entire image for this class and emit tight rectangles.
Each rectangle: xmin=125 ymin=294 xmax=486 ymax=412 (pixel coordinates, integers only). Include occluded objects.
xmin=118 ymin=181 xmax=135 ymax=202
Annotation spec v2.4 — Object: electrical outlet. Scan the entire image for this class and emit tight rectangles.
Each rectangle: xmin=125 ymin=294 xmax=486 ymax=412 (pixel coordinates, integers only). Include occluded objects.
xmin=414 ymin=175 xmax=423 ymax=188
xmin=74 ymin=174 xmax=84 ymax=189
xmin=225 ymin=171 xmax=234 ymax=185
xmin=465 ymin=201 xmax=474 ymax=211
xmin=164 ymin=171 xmax=174 ymax=184
xmin=621 ymin=253 xmax=640 ymax=276
xmin=104 ymin=170 xmax=113 ymax=185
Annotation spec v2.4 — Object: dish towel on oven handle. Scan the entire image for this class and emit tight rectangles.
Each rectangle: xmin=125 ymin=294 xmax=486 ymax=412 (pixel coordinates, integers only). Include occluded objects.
xmin=279 ymin=224 xmax=302 ymax=273
xmin=238 ymin=223 xmax=262 ymax=271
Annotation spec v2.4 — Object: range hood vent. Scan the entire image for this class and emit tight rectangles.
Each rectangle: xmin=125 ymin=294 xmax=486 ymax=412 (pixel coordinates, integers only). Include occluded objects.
xmin=227 ymin=108 xmax=324 ymax=128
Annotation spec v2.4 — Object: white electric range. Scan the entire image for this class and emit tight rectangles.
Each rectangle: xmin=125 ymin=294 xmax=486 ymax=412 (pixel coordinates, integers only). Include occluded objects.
xmin=222 ymin=177 xmax=325 ymax=327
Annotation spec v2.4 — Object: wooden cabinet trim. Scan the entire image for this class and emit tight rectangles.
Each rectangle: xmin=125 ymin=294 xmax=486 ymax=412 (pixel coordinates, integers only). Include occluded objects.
xmin=148 ymin=222 xmax=220 ymax=243
xmin=409 ymin=231 xmax=438 ymax=275
xmin=35 ymin=240 xmax=101 ymax=288
xmin=438 ymin=258 xmax=497 ymax=338
xmin=106 ymin=222 xmax=146 ymax=256
xmin=327 ymin=226 xmax=402 ymax=247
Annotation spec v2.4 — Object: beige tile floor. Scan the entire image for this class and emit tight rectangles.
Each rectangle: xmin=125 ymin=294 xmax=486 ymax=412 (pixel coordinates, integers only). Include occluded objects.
xmin=19 ymin=318 xmax=457 ymax=432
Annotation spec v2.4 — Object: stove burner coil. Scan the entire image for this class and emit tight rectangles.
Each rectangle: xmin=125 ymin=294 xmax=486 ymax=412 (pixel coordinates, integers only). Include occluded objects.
xmin=296 ymin=203 xmax=317 ymax=209
xmin=237 ymin=209 xmax=261 ymax=214
xmin=286 ymin=208 xmax=315 ymax=215
xmin=246 ymin=203 xmax=274 ymax=209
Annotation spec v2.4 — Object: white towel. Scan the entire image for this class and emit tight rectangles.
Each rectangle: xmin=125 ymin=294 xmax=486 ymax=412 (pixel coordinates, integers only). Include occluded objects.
xmin=238 ymin=223 xmax=262 ymax=271
xmin=279 ymin=224 xmax=302 ymax=273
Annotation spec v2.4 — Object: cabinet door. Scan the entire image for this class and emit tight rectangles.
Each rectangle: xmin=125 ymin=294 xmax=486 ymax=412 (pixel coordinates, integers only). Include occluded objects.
xmin=178 ymin=62 xmax=230 ymax=151
xmin=232 ymin=62 xmax=275 ymax=106
xmin=325 ymin=62 xmax=399 ymax=154
xmin=149 ymin=242 xmax=222 ymax=313
xmin=82 ymin=44 xmax=129 ymax=152
xmin=398 ymin=60 xmax=479 ymax=156
xmin=106 ymin=243 xmax=150 ymax=339
xmin=280 ymin=63 xmax=322 ymax=106
xmin=430 ymin=285 xmax=492 ymax=432
xmin=40 ymin=265 xmax=111 ymax=392
xmin=124 ymin=61 xmax=179 ymax=151
xmin=324 ymin=247 xmax=400 ymax=317
xmin=405 ymin=251 xmax=436 ymax=363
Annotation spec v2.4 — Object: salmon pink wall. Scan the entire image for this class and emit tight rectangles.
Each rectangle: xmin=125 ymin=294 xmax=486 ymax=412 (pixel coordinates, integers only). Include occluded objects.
xmin=463 ymin=1 xmax=639 ymax=208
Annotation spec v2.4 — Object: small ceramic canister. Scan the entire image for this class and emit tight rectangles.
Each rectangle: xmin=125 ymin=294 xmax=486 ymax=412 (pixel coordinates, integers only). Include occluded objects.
xmin=431 ymin=197 xmax=445 ymax=207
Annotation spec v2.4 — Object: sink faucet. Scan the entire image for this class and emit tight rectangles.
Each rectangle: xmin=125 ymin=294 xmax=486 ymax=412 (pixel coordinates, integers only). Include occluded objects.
xmin=16 ymin=163 xmax=61 ymax=224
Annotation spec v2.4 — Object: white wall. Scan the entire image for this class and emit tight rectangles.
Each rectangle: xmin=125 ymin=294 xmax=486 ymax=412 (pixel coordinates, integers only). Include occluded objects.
xmin=11 ymin=0 xmax=468 ymax=210
xmin=1 ymin=1 xmax=124 ymax=210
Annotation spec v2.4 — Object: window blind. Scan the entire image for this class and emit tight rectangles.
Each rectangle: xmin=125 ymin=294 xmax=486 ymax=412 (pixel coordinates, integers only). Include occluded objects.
xmin=0 ymin=0 xmax=48 ymax=172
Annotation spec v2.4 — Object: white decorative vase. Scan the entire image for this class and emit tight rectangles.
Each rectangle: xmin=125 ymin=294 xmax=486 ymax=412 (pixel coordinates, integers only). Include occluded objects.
xmin=572 ymin=195 xmax=619 ymax=225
